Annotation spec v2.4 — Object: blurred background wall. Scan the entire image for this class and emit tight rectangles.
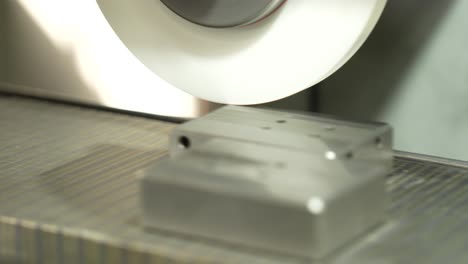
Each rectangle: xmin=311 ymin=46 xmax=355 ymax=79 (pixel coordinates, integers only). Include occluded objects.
xmin=320 ymin=0 xmax=468 ymax=160
xmin=0 ymin=0 xmax=215 ymax=119
xmin=0 ymin=1 xmax=6 ymax=81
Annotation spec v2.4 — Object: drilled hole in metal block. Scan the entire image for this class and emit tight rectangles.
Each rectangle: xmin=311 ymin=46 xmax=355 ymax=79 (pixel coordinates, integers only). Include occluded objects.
xmin=375 ymin=137 xmax=384 ymax=149
xmin=178 ymin=136 xmax=191 ymax=149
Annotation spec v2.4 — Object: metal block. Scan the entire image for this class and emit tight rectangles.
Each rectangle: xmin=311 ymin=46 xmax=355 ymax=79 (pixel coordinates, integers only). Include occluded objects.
xmin=142 ymin=106 xmax=392 ymax=259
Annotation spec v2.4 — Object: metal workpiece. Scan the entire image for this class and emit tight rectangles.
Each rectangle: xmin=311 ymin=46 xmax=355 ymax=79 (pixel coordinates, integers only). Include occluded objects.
xmin=143 ymin=106 xmax=393 ymax=259
xmin=169 ymin=106 xmax=393 ymax=158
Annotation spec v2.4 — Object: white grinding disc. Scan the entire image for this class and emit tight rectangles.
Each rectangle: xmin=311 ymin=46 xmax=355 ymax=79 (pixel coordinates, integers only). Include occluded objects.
xmin=97 ymin=0 xmax=386 ymax=105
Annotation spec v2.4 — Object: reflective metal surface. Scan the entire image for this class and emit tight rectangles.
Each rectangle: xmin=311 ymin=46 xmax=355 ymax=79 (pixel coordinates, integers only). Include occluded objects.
xmin=144 ymin=106 xmax=392 ymax=259
xmin=0 ymin=0 xmax=214 ymax=119
xmin=161 ymin=0 xmax=287 ymax=28
xmin=1 ymin=96 xmax=468 ymax=263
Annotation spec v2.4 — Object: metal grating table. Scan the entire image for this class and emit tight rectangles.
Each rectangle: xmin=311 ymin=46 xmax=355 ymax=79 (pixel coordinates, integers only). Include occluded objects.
xmin=1 ymin=95 xmax=468 ymax=263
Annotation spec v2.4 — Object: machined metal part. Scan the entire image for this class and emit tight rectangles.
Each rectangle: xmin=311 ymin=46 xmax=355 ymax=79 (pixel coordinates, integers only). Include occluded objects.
xmin=143 ymin=106 xmax=393 ymax=259
xmin=160 ymin=0 xmax=287 ymax=28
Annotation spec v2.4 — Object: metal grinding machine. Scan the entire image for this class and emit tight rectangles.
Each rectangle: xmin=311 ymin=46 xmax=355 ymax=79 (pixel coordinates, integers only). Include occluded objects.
xmin=2 ymin=1 xmax=468 ymax=263
xmin=98 ymin=0 xmax=391 ymax=260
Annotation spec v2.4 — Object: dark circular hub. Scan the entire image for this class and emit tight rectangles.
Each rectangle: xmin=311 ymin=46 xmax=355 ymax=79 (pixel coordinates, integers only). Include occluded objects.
xmin=161 ymin=0 xmax=287 ymax=28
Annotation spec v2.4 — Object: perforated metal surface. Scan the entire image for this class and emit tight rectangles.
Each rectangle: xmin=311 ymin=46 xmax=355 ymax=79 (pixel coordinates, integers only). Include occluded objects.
xmin=1 ymin=95 xmax=468 ymax=263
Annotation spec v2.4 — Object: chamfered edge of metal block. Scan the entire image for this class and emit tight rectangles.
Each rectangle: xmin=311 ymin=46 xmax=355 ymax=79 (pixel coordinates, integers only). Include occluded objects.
xmin=168 ymin=106 xmax=392 ymax=159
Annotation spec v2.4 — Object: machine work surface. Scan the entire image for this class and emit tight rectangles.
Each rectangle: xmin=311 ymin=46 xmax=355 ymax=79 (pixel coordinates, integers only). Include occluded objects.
xmin=1 ymin=95 xmax=468 ymax=263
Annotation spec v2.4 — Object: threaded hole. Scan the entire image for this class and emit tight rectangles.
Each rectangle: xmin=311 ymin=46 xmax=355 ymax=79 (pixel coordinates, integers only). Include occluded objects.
xmin=178 ymin=136 xmax=191 ymax=149
xmin=375 ymin=137 xmax=384 ymax=149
